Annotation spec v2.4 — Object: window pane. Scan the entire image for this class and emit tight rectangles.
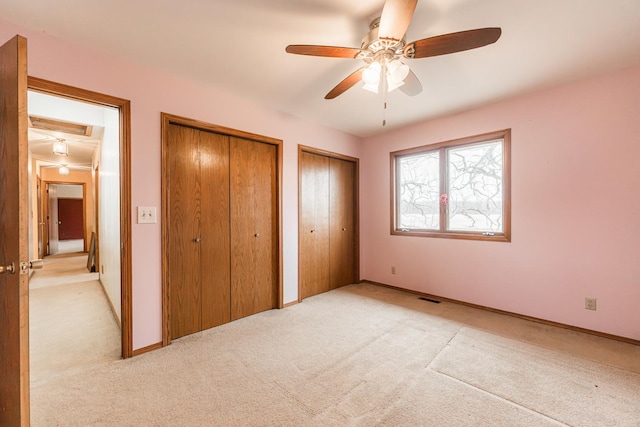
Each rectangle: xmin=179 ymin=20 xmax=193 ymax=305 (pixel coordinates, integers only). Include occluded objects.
xmin=447 ymin=140 xmax=503 ymax=232
xmin=398 ymin=151 xmax=440 ymax=230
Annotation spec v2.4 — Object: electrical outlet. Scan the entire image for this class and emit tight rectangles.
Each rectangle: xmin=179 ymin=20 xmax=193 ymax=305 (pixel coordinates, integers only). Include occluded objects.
xmin=137 ymin=206 xmax=157 ymax=224
xmin=585 ymin=297 xmax=597 ymax=311
xmin=391 ymin=266 xmax=396 ymax=275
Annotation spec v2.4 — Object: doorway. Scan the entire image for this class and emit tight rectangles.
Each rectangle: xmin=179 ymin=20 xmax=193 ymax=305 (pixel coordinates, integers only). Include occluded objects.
xmin=27 ymin=77 xmax=133 ymax=361
xmin=44 ymin=183 xmax=86 ymax=255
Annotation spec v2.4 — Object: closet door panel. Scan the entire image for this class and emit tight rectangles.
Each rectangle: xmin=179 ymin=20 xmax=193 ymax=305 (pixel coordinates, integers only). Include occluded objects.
xmin=329 ymin=157 xmax=357 ymax=289
xmin=168 ymin=123 xmax=202 ymax=339
xmin=230 ymin=137 xmax=277 ymax=320
xmin=299 ymin=151 xmax=330 ymax=299
xmin=200 ymin=131 xmax=231 ymax=329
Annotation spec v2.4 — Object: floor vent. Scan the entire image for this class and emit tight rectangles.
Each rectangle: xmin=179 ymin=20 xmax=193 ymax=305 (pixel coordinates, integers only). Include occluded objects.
xmin=418 ymin=297 xmax=441 ymax=304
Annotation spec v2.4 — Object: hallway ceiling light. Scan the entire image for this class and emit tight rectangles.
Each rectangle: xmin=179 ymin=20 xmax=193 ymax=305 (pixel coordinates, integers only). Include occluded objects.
xmin=58 ymin=164 xmax=70 ymax=175
xmin=53 ymin=139 xmax=68 ymax=156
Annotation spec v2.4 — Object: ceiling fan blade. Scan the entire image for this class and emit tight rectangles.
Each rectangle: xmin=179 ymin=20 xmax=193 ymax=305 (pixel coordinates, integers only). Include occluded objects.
xmin=325 ymin=68 xmax=366 ymax=99
xmin=378 ymin=0 xmax=418 ymax=41
xmin=400 ymin=69 xmax=422 ymax=96
xmin=286 ymin=45 xmax=361 ymax=59
xmin=404 ymin=28 xmax=502 ymax=58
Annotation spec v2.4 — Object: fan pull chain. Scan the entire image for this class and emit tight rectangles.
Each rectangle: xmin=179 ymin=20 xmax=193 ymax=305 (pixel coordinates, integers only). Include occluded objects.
xmin=382 ymin=63 xmax=388 ymax=126
xmin=383 ymin=101 xmax=387 ymax=127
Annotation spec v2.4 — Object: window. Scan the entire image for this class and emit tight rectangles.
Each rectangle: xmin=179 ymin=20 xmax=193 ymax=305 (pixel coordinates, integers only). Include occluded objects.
xmin=391 ymin=129 xmax=511 ymax=241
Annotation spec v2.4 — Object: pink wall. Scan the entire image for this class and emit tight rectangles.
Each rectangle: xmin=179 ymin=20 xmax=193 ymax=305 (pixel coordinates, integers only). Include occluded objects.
xmin=361 ymin=63 xmax=640 ymax=340
xmin=1 ymin=23 xmax=363 ymax=350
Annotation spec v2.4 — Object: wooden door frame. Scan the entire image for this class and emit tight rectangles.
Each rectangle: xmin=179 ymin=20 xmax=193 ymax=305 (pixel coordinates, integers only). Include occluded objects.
xmin=297 ymin=145 xmax=360 ymax=302
xmin=28 ymin=77 xmax=133 ymax=358
xmin=161 ymin=113 xmax=283 ymax=346
xmin=41 ymin=180 xmax=50 ymax=258
xmin=36 ymin=176 xmax=44 ymax=259
xmin=42 ymin=182 xmax=87 ymax=253
xmin=93 ymin=164 xmax=100 ymax=272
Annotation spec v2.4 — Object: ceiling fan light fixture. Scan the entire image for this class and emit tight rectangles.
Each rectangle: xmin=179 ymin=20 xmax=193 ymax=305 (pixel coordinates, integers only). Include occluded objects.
xmin=362 ymin=59 xmax=409 ymax=94
xmin=388 ymin=60 xmax=409 ymax=83
xmin=386 ymin=78 xmax=405 ymax=92
xmin=362 ymin=83 xmax=380 ymax=93
xmin=52 ymin=139 xmax=68 ymax=156
xmin=59 ymin=164 xmax=70 ymax=175
xmin=362 ymin=62 xmax=382 ymax=86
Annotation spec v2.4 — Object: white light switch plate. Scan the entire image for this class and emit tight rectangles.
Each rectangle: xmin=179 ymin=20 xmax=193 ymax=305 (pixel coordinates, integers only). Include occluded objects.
xmin=137 ymin=206 xmax=157 ymax=224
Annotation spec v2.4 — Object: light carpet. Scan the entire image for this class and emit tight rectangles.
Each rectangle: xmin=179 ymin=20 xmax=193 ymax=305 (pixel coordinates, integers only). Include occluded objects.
xmin=29 ymin=255 xmax=99 ymax=289
xmin=29 ymin=255 xmax=120 ymax=384
xmin=30 ymin=283 xmax=640 ymax=426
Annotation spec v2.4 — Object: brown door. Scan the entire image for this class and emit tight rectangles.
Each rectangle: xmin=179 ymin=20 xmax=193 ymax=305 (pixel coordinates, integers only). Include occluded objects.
xmin=167 ymin=123 xmax=231 ymax=339
xmin=229 ymin=137 xmax=278 ymax=319
xmin=199 ymin=130 xmax=231 ymax=330
xmin=0 ymin=35 xmax=30 ymax=427
xmin=299 ymin=151 xmax=330 ymax=299
xmin=299 ymin=150 xmax=358 ymax=300
xmin=168 ymin=124 xmax=203 ymax=338
xmin=164 ymin=115 xmax=280 ymax=341
xmin=57 ymin=198 xmax=84 ymax=240
xmin=329 ymin=158 xmax=357 ymax=289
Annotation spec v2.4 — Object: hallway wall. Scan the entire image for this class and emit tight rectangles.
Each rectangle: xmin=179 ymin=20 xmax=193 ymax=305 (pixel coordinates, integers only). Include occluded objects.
xmin=39 ymin=169 xmax=94 ymax=254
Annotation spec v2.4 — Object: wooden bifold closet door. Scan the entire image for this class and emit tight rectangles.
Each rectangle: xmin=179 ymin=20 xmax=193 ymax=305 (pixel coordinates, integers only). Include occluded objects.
xmin=229 ymin=136 xmax=278 ymax=319
xmin=299 ymin=149 xmax=358 ymax=300
xmin=165 ymin=119 xmax=278 ymax=341
xmin=167 ymin=124 xmax=230 ymax=339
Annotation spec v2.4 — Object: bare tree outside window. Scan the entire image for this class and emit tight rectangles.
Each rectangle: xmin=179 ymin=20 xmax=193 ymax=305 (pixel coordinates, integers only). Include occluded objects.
xmin=391 ymin=129 xmax=511 ymax=242
xmin=398 ymin=152 xmax=439 ymax=229
xmin=447 ymin=141 xmax=503 ymax=232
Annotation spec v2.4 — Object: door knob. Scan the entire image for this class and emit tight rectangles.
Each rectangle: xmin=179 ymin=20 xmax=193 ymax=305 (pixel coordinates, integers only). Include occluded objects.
xmin=194 ymin=237 xmax=202 ymax=243
xmin=0 ymin=262 xmax=15 ymax=274
xmin=254 ymin=233 xmax=260 ymax=238
xmin=342 ymin=228 xmax=346 ymax=231
xmin=310 ymin=230 xmax=315 ymax=233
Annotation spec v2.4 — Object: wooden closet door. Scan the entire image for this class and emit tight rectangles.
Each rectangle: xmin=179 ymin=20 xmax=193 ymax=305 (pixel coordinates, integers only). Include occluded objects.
xmin=299 ymin=151 xmax=330 ymax=299
xmin=199 ymin=130 xmax=231 ymax=330
xmin=329 ymin=157 xmax=357 ymax=289
xmin=168 ymin=123 xmax=202 ymax=339
xmin=229 ymin=137 xmax=277 ymax=320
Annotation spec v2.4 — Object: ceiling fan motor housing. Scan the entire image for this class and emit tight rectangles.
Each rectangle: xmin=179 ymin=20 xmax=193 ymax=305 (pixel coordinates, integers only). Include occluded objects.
xmin=359 ymin=17 xmax=406 ymax=64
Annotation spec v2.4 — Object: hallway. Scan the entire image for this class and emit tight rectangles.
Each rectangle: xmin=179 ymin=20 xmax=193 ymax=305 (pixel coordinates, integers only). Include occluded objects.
xmin=29 ymin=255 xmax=121 ymax=385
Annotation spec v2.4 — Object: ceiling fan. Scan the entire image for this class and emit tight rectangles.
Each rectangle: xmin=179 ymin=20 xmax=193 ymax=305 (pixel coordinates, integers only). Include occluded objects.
xmin=285 ymin=0 xmax=501 ymax=102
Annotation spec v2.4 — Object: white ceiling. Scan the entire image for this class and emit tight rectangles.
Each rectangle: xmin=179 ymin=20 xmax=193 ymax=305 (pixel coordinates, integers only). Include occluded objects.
xmin=28 ymin=91 xmax=107 ymax=171
xmin=3 ymin=0 xmax=640 ymax=137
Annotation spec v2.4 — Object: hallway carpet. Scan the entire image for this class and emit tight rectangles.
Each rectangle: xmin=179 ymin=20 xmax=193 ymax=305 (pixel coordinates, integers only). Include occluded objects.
xmin=29 ymin=255 xmax=120 ymax=384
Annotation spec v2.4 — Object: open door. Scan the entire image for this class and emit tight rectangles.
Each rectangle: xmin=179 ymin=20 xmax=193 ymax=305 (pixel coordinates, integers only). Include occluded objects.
xmin=0 ymin=35 xmax=30 ymax=426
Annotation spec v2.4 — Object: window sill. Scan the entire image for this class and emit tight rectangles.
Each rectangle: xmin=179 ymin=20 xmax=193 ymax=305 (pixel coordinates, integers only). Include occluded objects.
xmin=391 ymin=229 xmax=510 ymax=242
